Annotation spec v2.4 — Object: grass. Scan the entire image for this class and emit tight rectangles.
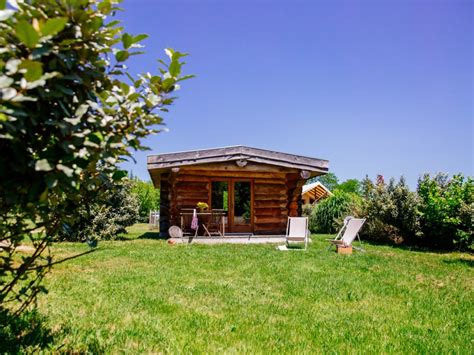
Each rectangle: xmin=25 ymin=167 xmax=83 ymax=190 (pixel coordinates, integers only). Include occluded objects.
xmin=28 ymin=224 xmax=474 ymax=352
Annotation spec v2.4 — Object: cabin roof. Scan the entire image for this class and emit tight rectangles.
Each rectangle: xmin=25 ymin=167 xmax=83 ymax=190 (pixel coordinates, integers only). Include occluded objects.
xmin=147 ymin=145 xmax=329 ymax=173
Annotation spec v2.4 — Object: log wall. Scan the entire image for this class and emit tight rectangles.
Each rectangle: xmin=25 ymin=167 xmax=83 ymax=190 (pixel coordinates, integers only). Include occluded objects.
xmin=158 ymin=163 xmax=305 ymax=236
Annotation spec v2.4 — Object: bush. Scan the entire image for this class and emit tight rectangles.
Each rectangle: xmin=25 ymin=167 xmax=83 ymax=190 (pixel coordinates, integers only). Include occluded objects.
xmin=309 ymin=191 xmax=362 ymax=233
xmin=59 ymin=180 xmax=139 ymax=241
xmin=417 ymin=174 xmax=473 ymax=250
xmin=361 ymin=176 xmax=421 ymax=245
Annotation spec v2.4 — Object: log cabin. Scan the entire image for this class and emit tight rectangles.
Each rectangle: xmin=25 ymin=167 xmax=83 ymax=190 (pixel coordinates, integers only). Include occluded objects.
xmin=147 ymin=146 xmax=329 ymax=237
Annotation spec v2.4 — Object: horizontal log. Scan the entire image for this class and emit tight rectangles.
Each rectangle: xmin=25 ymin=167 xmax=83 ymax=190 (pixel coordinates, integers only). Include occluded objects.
xmin=181 ymin=162 xmax=294 ymax=173
xmin=175 ymin=175 xmax=211 ymax=183
xmin=253 ymin=178 xmax=287 ymax=185
xmin=254 ymin=223 xmax=286 ymax=232
xmin=175 ymin=183 xmax=209 ymax=191
xmin=254 ymin=217 xmax=287 ymax=224
xmin=175 ymin=198 xmax=209 ymax=205
xmin=254 ymin=185 xmax=287 ymax=195
xmin=180 ymin=169 xmax=287 ymax=179
xmin=254 ymin=208 xmax=287 ymax=217
xmin=254 ymin=200 xmax=287 ymax=208
xmin=254 ymin=193 xmax=287 ymax=201
xmin=176 ymin=192 xmax=209 ymax=199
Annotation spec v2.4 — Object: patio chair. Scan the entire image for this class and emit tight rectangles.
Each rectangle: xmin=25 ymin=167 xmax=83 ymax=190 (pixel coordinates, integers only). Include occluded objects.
xmin=327 ymin=217 xmax=366 ymax=251
xmin=285 ymin=217 xmax=309 ymax=250
xmin=201 ymin=210 xmax=225 ymax=237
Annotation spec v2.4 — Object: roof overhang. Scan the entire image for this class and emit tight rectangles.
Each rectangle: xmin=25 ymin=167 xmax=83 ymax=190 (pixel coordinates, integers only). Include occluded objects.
xmin=147 ymin=145 xmax=329 ymax=176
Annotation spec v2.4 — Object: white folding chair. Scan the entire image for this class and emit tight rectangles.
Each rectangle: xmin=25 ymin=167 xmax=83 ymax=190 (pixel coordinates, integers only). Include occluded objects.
xmin=328 ymin=217 xmax=366 ymax=251
xmin=286 ymin=217 xmax=309 ymax=250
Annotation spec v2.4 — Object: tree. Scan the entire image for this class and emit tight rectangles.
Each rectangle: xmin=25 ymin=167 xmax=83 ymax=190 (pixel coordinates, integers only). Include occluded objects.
xmin=0 ymin=0 xmax=191 ymax=316
xmin=306 ymin=172 xmax=339 ymax=191
xmin=337 ymin=179 xmax=361 ymax=195
xmin=131 ymin=177 xmax=160 ymax=222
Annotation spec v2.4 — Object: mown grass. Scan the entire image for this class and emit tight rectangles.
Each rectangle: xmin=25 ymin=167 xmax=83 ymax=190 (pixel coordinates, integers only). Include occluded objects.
xmin=32 ymin=224 xmax=474 ymax=352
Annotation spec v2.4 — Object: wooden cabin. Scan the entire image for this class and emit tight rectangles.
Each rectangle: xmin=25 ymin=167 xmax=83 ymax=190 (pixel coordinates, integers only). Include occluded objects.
xmin=147 ymin=146 xmax=329 ymax=236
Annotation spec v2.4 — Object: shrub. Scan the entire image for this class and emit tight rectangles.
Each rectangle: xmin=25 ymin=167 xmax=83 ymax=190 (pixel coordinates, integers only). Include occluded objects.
xmin=309 ymin=191 xmax=362 ymax=233
xmin=59 ymin=180 xmax=139 ymax=241
xmin=361 ymin=176 xmax=420 ymax=244
xmin=417 ymin=174 xmax=473 ymax=250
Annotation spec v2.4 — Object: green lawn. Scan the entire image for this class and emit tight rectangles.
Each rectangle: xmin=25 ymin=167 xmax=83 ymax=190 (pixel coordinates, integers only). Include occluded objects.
xmin=31 ymin=224 xmax=474 ymax=352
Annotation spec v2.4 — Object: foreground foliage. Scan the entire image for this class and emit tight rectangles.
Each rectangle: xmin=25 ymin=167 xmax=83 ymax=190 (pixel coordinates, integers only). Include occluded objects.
xmin=20 ymin=224 xmax=473 ymax=352
xmin=0 ymin=0 xmax=190 ymax=315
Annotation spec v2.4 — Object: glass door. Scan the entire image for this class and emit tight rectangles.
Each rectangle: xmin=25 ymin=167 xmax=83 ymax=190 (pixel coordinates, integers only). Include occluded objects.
xmin=211 ymin=180 xmax=229 ymax=232
xmin=230 ymin=180 xmax=253 ymax=233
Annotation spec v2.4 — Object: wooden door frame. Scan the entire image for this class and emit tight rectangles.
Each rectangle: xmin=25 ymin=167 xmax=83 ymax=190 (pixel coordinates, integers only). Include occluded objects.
xmin=209 ymin=178 xmax=254 ymax=233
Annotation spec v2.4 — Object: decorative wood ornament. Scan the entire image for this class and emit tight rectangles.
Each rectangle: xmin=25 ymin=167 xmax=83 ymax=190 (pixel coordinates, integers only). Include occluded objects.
xmin=236 ymin=159 xmax=248 ymax=167
xmin=300 ymin=170 xmax=310 ymax=179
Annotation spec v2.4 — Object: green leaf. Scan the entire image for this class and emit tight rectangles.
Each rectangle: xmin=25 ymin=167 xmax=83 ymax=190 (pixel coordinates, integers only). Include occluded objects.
xmin=115 ymin=50 xmax=129 ymax=62
xmin=35 ymin=159 xmax=54 ymax=172
xmin=41 ymin=17 xmax=68 ymax=37
xmin=122 ymin=33 xmax=133 ymax=49
xmin=112 ymin=170 xmax=127 ymax=181
xmin=132 ymin=34 xmax=148 ymax=44
xmin=15 ymin=20 xmax=40 ymax=48
xmin=98 ymin=0 xmax=112 ymax=14
xmin=169 ymin=60 xmax=181 ymax=78
xmin=19 ymin=60 xmax=43 ymax=81
xmin=0 ymin=0 xmax=6 ymax=10
xmin=177 ymin=74 xmax=196 ymax=82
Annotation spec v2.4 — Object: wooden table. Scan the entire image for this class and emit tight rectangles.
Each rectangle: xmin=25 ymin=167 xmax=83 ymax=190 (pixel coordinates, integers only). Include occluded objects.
xmin=180 ymin=211 xmax=226 ymax=237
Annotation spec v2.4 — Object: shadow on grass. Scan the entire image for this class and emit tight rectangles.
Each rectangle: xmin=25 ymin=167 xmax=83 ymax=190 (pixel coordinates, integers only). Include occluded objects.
xmin=115 ymin=231 xmax=165 ymax=241
xmin=0 ymin=308 xmax=107 ymax=352
xmin=0 ymin=309 xmax=53 ymax=353
xmin=349 ymin=236 xmax=470 ymax=255
xmin=137 ymin=231 xmax=166 ymax=240
xmin=443 ymin=258 xmax=474 ymax=267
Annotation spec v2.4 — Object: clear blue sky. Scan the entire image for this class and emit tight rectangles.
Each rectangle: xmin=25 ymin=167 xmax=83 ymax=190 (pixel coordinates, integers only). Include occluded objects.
xmin=117 ymin=0 xmax=473 ymax=187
